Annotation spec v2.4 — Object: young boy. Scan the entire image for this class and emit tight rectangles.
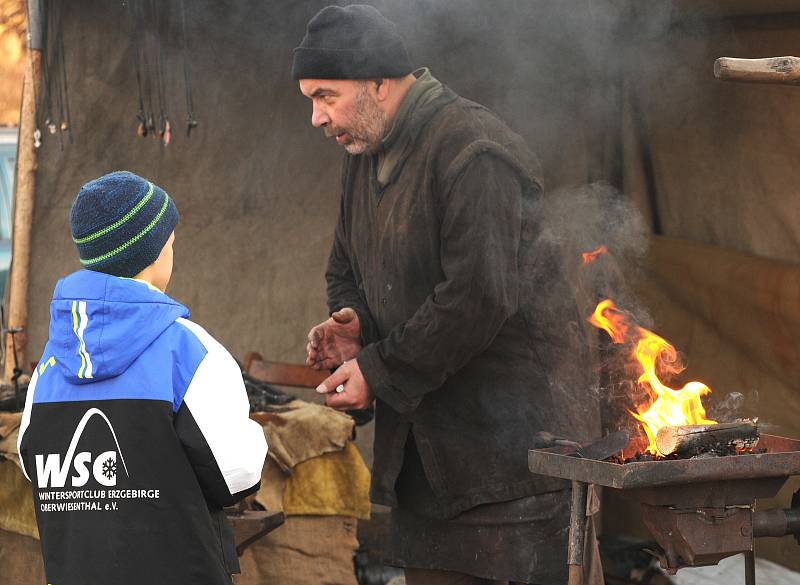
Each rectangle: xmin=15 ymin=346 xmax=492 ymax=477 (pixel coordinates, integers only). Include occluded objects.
xmin=16 ymin=171 xmax=267 ymax=584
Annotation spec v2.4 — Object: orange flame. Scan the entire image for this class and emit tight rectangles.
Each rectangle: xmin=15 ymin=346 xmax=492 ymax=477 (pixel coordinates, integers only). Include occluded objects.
xmin=582 ymin=245 xmax=609 ymax=265
xmin=589 ymin=299 xmax=628 ymax=344
xmin=590 ymin=299 xmax=716 ymax=455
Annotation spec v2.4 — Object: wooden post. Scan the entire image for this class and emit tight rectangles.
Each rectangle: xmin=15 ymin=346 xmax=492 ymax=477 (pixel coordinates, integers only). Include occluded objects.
xmin=4 ymin=4 xmax=43 ymax=381
xmin=567 ymin=481 xmax=589 ymax=585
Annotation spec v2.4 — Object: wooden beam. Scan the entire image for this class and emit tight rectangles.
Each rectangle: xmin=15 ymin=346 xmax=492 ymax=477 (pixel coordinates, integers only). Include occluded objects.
xmin=714 ymin=56 xmax=800 ymax=85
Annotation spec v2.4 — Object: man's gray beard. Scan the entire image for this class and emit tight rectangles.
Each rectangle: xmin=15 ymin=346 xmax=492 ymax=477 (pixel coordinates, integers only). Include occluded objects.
xmin=344 ymin=85 xmax=390 ymax=155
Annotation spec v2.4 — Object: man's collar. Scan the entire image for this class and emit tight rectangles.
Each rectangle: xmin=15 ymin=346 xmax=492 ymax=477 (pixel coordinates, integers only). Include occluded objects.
xmin=381 ymin=68 xmax=437 ymax=152
xmin=376 ymin=68 xmax=446 ymax=186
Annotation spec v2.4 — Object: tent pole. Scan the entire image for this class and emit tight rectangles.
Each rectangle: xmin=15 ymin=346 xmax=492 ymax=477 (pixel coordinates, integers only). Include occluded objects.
xmin=4 ymin=1 xmax=44 ymax=381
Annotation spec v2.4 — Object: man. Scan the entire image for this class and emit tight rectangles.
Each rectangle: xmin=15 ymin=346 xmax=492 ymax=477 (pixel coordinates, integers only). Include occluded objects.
xmin=294 ymin=6 xmax=600 ymax=584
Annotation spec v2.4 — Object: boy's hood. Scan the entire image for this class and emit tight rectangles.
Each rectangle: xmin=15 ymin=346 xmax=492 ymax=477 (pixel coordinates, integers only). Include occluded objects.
xmin=47 ymin=270 xmax=189 ymax=383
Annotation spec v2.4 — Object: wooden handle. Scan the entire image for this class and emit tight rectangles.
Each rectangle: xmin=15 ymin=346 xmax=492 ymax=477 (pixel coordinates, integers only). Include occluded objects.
xmin=714 ymin=56 xmax=800 ymax=85
xmin=247 ymin=358 xmax=328 ymax=388
xmin=567 ymin=481 xmax=589 ymax=585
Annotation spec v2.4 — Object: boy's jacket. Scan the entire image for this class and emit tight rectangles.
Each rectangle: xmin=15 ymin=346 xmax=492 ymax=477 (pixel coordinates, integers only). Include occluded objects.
xmin=17 ymin=270 xmax=267 ymax=585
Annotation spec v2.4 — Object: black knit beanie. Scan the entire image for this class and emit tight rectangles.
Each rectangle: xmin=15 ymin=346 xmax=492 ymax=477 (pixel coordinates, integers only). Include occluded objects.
xmin=292 ymin=4 xmax=413 ymax=80
xmin=70 ymin=171 xmax=179 ymax=278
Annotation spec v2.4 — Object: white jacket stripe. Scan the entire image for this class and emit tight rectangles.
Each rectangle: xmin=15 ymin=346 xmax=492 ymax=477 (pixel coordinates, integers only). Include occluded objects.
xmin=77 ymin=301 xmax=94 ymax=379
xmin=177 ymin=318 xmax=267 ymax=495
xmin=17 ymin=368 xmax=40 ymax=481
xmin=71 ymin=300 xmax=93 ymax=379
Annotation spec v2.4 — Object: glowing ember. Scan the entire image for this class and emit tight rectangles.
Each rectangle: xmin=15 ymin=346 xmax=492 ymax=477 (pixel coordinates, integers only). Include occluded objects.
xmin=589 ymin=298 xmax=717 ymax=455
xmin=582 ymin=245 xmax=609 ymax=265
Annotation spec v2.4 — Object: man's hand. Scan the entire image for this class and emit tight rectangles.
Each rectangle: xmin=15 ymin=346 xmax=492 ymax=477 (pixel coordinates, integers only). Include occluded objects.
xmin=306 ymin=308 xmax=362 ymax=370
xmin=316 ymin=359 xmax=374 ymax=410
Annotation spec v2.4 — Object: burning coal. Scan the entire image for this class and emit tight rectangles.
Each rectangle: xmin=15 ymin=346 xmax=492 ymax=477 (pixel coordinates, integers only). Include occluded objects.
xmin=588 ymin=297 xmax=717 ymax=455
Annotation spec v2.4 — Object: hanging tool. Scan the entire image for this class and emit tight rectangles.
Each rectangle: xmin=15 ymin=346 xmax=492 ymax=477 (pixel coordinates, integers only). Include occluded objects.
xmin=180 ymin=0 xmax=198 ymax=136
xmin=128 ymin=0 xmax=150 ymax=137
xmin=1 ymin=306 xmax=24 ymax=411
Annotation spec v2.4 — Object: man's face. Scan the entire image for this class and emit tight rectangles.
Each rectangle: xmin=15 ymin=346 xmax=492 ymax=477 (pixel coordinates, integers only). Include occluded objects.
xmin=299 ymin=79 xmax=389 ymax=155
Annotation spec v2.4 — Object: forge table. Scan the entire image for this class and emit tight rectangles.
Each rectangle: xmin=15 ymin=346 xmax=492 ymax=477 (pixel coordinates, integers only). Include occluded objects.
xmin=529 ymin=434 xmax=800 ymax=585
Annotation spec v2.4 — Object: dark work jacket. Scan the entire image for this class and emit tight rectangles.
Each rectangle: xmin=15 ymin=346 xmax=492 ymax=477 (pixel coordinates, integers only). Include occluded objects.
xmin=327 ymin=86 xmax=569 ymax=519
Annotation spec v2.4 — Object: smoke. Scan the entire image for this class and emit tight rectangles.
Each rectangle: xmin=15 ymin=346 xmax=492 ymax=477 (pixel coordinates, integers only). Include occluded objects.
xmin=519 ymin=182 xmax=651 ymax=441
xmin=707 ymin=391 xmax=745 ymax=423
xmin=533 ymin=183 xmax=649 ymax=313
xmin=365 ymin=0 xmax=722 ymax=200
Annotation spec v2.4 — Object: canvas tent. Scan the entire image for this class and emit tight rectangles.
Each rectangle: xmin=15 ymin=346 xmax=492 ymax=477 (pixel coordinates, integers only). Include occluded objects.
xmin=3 ymin=0 xmax=800 ymax=575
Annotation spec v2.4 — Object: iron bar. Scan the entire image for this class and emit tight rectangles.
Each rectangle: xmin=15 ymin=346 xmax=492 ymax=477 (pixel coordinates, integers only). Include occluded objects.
xmin=744 ymin=550 xmax=756 ymax=585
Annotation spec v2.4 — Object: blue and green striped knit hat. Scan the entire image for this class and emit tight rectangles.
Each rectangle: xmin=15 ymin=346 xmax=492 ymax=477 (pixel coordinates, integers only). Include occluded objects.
xmin=70 ymin=171 xmax=179 ymax=278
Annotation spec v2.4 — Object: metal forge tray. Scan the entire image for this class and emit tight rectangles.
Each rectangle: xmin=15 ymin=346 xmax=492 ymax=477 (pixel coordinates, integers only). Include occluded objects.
xmin=528 ymin=434 xmax=800 ymax=584
xmin=529 ymin=434 xmax=800 ymax=491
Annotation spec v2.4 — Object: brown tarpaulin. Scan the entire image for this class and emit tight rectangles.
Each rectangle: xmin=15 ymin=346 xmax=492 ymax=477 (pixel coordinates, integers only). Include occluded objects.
xmin=0 ymin=529 xmax=46 ymax=585
xmin=235 ymin=516 xmax=359 ymax=585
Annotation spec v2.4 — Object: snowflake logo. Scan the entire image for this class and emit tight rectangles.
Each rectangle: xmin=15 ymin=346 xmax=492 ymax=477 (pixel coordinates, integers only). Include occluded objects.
xmin=101 ymin=457 xmax=117 ymax=481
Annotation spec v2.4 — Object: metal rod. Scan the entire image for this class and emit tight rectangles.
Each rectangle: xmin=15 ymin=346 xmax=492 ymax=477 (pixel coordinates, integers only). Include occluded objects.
xmin=27 ymin=0 xmax=45 ymax=50
xmin=567 ymin=481 xmax=589 ymax=585
xmin=753 ymin=508 xmax=800 ymax=538
xmin=744 ymin=549 xmax=756 ymax=585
